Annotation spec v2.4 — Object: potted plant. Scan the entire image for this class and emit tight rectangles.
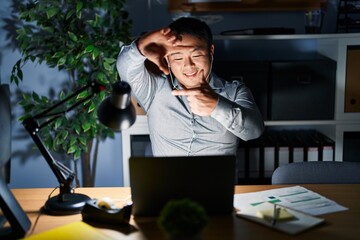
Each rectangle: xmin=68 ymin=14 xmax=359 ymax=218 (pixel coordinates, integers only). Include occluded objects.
xmin=2 ymin=0 xmax=132 ymax=186
xmin=158 ymin=198 xmax=209 ymax=240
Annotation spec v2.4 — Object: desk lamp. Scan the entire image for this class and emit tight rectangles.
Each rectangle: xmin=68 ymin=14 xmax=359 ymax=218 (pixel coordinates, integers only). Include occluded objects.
xmin=23 ymin=81 xmax=136 ymax=215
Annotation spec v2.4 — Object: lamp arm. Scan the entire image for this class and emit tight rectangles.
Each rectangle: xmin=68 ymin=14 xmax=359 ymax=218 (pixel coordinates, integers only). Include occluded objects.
xmin=23 ymin=81 xmax=105 ymax=196
xmin=33 ymin=81 xmax=101 ymax=119
xmin=23 ymin=117 xmax=71 ymax=186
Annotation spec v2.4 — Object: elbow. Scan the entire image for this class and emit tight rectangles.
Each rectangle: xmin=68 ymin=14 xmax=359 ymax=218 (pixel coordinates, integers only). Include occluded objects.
xmin=241 ymin=120 xmax=265 ymax=141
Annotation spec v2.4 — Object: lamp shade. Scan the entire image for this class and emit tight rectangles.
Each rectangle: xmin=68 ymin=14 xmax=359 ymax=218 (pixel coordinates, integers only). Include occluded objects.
xmin=97 ymin=81 xmax=136 ymax=131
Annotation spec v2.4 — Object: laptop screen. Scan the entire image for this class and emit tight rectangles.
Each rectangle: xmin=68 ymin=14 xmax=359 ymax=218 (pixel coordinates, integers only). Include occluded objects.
xmin=129 ymin=155 xmax=236 ymax=216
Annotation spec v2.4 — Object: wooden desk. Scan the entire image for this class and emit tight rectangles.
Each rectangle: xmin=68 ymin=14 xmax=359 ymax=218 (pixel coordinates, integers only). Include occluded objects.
xmin=12 ymin=185 xmax=360 ymax=240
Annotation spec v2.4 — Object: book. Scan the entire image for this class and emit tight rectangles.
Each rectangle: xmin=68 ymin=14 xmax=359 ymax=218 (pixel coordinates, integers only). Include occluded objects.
xmin=24 ymin=221 xmax=112 ymax=240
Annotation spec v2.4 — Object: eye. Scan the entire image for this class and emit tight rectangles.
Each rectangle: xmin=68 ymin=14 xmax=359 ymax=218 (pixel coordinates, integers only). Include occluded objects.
xmin=192 ymin=52 xmax=206 ymax=58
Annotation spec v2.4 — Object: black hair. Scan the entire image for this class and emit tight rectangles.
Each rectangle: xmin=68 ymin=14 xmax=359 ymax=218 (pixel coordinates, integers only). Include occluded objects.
xmin=169 ymin=17 xmax=213 ymax=51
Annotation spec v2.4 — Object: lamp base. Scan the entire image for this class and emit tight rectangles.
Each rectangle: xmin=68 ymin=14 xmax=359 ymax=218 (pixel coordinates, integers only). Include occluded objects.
xmin=43 ymin=193 xmax=91 ymax=215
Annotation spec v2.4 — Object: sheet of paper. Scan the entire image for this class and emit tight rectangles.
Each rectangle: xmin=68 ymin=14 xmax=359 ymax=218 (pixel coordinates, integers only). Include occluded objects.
xmin=234 ymin=186 xmax=348 ymax=216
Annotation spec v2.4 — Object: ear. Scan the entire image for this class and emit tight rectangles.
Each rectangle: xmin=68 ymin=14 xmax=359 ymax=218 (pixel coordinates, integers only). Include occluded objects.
xmin=209 ymin=44 xmax=215 ymax=61
xmin=210 ymin=44 xmax=215 ymax=57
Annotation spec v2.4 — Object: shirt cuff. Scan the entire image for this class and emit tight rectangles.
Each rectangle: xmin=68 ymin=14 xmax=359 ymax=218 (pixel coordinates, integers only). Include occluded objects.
xmin=211 ymin=95 xmax=242 ymax=130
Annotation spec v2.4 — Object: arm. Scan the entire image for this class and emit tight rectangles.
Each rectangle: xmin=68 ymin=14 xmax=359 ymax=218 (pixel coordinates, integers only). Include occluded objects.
xmin=211 ymin=80 xmax=264 ymax=141
xmin=116 ymin=28 xmax=179 ymax=109
xmin=172 ymin=75 xmax=264 ymax=141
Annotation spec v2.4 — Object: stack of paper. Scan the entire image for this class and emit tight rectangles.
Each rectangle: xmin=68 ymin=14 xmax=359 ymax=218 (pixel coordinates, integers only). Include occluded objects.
xmin=234 ymin=186 xmax=348 ymax=235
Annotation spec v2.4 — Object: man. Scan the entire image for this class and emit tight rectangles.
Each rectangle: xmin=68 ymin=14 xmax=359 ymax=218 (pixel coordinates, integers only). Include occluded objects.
xmin=116 ymin=17 xmax=264 ymax=156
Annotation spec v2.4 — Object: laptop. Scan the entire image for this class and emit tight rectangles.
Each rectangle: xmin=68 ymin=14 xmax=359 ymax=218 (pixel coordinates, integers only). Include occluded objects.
xmin=129 ymin=155 xmax=236 ymax=217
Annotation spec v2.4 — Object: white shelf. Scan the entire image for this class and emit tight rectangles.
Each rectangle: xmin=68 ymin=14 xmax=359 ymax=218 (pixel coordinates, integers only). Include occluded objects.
xmin=214 ymin=33 xmax=360 ymax=40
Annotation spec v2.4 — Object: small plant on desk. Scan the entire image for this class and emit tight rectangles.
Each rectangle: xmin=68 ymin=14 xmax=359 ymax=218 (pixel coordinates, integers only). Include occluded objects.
xmin=157 ymin=198 xmax=209 ymax=240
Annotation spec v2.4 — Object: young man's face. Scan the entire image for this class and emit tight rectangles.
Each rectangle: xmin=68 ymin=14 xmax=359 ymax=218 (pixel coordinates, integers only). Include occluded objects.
xmin=167 ymin=34 xmax=214 ymax=89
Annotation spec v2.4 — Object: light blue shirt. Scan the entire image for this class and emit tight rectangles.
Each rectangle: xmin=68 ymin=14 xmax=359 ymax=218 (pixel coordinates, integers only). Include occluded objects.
xmin=117 ymin=41 xmax=264 ymax=156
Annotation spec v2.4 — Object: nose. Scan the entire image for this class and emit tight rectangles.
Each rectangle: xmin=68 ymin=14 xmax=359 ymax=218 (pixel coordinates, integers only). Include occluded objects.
xmin=183 ymin=56 xmax=195 ymax=67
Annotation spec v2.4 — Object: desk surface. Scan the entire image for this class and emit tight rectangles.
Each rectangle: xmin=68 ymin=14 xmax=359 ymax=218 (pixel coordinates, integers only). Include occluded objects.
xmin=12 ymin=184 xmax=360 ymax=240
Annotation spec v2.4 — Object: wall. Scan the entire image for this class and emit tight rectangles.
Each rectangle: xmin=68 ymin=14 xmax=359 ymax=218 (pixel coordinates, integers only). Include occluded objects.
xmin=1 ymin=0 xmax=340 ymax=188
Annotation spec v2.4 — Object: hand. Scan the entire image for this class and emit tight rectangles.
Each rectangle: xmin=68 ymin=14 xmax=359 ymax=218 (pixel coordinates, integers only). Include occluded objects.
xmin=137 ymin=27 xmax=179 ymax=75
xmin=171 ymin=70 xmax=218 ymax=116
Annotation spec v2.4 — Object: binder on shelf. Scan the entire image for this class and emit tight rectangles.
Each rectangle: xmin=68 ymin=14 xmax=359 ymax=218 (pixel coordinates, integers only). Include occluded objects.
xmin=298 ymin=131 xmax=320 ymax=162
xmin=345 ymin=47 xmax=360 ymax=112
xmin=239 ymin=136 xmax=264 ymax=180
xmin=312 ymin=131 xmax=335 ymax=161
xmin=272 ymin=131 xmax=290 ymax=167
xmin=287 ymin=133 xmax=305 ymax=163
xmin=263 ymin=134 xmax=276 ymax=178
xmin=236 ymin=129 xmax=334 ymax=183
xmin=278 ymin=136 xmax=290 ymax=167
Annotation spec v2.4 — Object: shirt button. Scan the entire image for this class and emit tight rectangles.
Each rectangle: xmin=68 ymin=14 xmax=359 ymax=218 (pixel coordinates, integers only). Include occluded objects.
xmin=192 ymin=133 xmax=197 ymax=139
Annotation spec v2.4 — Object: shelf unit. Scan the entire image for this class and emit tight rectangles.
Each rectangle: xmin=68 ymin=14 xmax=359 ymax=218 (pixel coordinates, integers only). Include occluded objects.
xmin=337 ymin=0 xmax=360 ymax=33
xmin=121 ymin=33 xmax=360 ymax=187
xmin=168 ymin=0 xmax=327 ymax=13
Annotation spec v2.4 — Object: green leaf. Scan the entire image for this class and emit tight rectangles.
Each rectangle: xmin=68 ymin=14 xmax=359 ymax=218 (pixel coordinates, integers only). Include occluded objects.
xmin=19 ymin=11 xmax=29 ymax=19
xmin=74 ymin=124 xmax=81 ymax=135
xmin=88 ymin=102 xmax=95 ymax=113
xmin=43 ymin=27 xmax=54 ymax=33
xmin=68 ymin=31 xmax=78 ymax=42
xmin=57 ymin=57 xmax=66 ymax=66
xmin=76 ymin=10 xmax=82 ymax=19
xmin=103 ymin=62 xmax=111 ymax=71
xmin=17 ymin=68 xmax=23 ymax=81
xmin=55 ymin=134 xmax=64 ymax=145
xmin=46 ymin=7 xmax=59 ymax=19
xmin=70 ymin=136 xmax=77 ymax=146
xmin=76 ymin=2 xmax=83 ymax=14
xmin=59 ymin=130 xmax=69 ymax=143
xmin=77 ymin=91 xmax=88 ymax=100
xmin=53 ymin=52 xmax=64 ymax=58
xmin=97 ymin=72 xmax=105 ymax=81
xmin=67 ymin=145 xmax=77 ymax=154
xmin=18 ymin=115 xmax=30 ymax=122
xmin=32 ymin=92 xmax=40 ymax=102
xmin=104 ymin=58 xmax=116 ymax=64
xmin=60 ymin=90 xmax=66 ymax=100
xmin=78 ymin=137 xmax=87 ymax=146
xmin=74 ymin=149 xmax=81 ymax=160
xmin=66 ymin=9 xmax=75 ymax=20
xmin=92 ymin=47 xmax=100 ymax=60
xmin=85 ymin=45 xmax=94 ymax=53
xmin=54 ymin=118 xmax=62 ymax=129
xmin=82 ymin=122 xmax=91 ymax=132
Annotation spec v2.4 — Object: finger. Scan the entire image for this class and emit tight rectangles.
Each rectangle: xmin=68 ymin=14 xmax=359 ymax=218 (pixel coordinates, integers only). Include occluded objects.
xmin=161 ymin=27 xmax=171 ymax=35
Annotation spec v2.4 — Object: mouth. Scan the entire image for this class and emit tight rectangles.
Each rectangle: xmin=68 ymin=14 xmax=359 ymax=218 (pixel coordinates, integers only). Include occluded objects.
xmin=183 ymin=71 xmax=197 ymax=78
